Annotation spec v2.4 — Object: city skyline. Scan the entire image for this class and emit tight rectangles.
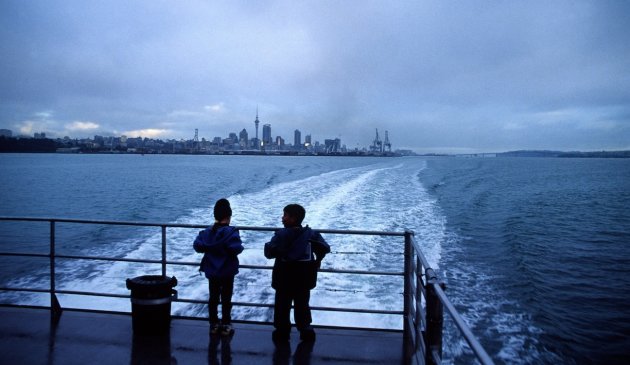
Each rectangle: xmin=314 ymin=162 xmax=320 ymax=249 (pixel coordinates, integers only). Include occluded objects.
xmin=0 ymin=108 xmax=394 ymax=153
xmin=0 ymin=107 xmax=398 ymax=155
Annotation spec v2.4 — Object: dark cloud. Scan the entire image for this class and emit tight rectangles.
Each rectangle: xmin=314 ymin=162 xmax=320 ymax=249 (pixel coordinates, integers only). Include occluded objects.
xmin=1 ymin=0 xmax=629 ymax=152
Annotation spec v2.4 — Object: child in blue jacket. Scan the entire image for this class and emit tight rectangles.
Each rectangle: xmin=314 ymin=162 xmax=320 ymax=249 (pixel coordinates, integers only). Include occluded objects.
xmin=194 ymin=198 xmax=244 ymax=335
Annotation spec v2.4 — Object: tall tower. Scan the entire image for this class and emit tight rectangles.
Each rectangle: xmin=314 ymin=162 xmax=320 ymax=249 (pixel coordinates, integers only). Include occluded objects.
xmin=254 ymin=106 xmax=260 ymax=140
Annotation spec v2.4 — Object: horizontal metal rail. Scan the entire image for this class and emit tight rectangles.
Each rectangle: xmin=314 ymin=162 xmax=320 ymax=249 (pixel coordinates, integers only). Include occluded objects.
xmin=0 ymin=252 xmax=49 ymax=259
xmin=0 ymin=216 xmax=493 ymax=365
xmin=0 ymin=253 xmax=404 ymax=277
xmin=0 ymin=287 xmax=50 ymax=293
xmin=0 ymin=287 xmax=403 ymax=316
xmin=0 ymin=216 xmax=406 ymax=236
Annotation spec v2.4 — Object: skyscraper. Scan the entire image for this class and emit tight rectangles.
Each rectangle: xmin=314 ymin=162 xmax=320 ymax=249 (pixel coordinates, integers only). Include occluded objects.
xmin=262 ymin=124 xmax=272 ymax=146
xmin=304 ymin=134 xmax=312 ymax=150
xmin=239 ymin=128 xmax=248 ymax=149
xmin=294 ymin=129 xmax=301 ymax=150
xmin=276 ymin=136 xmax=285 ymax=148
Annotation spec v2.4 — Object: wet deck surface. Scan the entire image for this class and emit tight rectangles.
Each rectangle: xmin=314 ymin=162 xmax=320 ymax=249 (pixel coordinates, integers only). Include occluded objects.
xmin=0 ymin=306 xmax=405 ymax=364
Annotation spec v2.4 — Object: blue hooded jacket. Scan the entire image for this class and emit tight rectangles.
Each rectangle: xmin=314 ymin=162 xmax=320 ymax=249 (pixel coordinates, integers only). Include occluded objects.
xmin=193 ymin=224 xmax=244 ymax=279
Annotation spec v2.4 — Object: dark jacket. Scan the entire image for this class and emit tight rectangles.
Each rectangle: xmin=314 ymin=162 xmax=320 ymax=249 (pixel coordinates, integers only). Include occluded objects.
xmin=264 ymin=226 xmax=330 ymax=290
xmin=193 ymin=224 xmax=244 ymax=279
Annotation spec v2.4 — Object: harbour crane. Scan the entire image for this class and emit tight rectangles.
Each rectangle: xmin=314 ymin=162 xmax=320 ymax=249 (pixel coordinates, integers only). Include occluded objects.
xmin=371 ymin=128 xmax=383 ymax=153
xmin=383 ymin=131 xmax=391 ymax=152
xmin=193 ymin=129 xmax=200 ymax=151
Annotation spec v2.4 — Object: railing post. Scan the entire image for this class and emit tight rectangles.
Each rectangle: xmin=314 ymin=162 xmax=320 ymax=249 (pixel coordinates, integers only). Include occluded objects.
xmin=50 ymin=220 xmax=62 ymax=323
xmin=415 ymin=256 xmax=423 ymax=353
xmin=403 ymin=230 xmax=413 ymax=358
xmin=425 ymin=268 xmax=443 ymax=365
xmin=161 ymin=225 xmax=167 ymax=277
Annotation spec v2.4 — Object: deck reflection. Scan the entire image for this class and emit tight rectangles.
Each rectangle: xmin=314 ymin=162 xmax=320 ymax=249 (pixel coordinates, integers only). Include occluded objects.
xmin=0 ymin=307 xmax=404 ymax=365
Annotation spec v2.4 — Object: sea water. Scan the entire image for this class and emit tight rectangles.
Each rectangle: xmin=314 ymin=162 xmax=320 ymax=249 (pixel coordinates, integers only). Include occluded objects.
xmin=0 ymin=153 xmax=628 ymax=364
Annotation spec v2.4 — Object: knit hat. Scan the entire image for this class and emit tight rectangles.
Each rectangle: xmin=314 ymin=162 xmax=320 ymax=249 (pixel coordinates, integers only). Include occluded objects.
xmin=213 ymin=198 xmax=232 ymax=221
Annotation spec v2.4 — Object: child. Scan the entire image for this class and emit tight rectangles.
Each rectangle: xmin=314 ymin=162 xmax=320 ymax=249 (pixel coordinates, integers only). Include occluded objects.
xmin=193 ymin=198 xmax=244 ymax=335
xmin=264 ymin=204 xmax=330 ymax=343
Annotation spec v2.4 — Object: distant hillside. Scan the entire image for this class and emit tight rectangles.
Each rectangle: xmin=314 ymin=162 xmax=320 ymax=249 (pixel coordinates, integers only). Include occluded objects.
xmin=0 ymin=136 xmax=57 ymax=152
xmin=498 ymin=150 xmax=630 ymax=158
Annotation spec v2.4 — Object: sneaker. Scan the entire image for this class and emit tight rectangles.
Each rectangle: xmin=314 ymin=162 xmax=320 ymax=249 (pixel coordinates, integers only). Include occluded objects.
xmin=221 ymin=324 xmax=234 ymax=336
xmin=299 ymin=327 xmax=316 ymax=342
xmin=210 ymin=323 xmax=221 ymax=335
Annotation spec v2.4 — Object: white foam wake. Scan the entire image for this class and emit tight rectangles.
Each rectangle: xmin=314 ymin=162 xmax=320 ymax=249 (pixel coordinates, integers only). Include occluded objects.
xmin=10 ymin=159 xmax=449 ymax=330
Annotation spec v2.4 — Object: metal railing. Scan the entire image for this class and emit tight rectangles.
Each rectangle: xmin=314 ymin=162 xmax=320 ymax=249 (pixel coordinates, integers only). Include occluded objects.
xmin=403 ymin=231 xmax=494 ymax=365
xmin=0 ymin=217 xmax=493 ymax=365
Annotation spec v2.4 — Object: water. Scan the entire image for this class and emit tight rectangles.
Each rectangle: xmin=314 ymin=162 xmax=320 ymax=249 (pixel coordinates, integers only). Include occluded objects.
xmin=1 ymin=153 xmax=629 ymax=364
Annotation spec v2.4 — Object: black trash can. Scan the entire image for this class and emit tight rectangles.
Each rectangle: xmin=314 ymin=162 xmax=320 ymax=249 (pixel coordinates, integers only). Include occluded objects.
xmin=126 ymin=275 xmax=178 ymax=335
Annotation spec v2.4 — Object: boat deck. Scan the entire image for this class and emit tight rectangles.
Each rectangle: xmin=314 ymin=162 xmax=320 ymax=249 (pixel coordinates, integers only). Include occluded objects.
xmin=0 ymin=306 xmax=405 ymax=364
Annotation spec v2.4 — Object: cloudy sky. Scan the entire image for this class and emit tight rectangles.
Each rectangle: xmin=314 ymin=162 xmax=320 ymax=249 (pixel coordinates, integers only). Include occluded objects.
xmin=1 ymin=1 xmax=629 ymax=153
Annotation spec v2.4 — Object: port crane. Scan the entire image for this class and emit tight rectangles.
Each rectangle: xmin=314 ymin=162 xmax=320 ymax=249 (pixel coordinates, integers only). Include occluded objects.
xmin=370 ymin=128 xmax=392 ymax=153
xmin=371 ymin=128 xmax=383 ymax=153
xmin=383 ymin=131 xmax=391 ymax=152
xmin=193 ymin=129 xmax=200 ymax=151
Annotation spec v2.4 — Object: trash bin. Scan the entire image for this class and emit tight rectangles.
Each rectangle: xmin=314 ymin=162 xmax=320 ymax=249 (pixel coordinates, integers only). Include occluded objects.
xmin=126 ymin=275 xmax=178 ymax=335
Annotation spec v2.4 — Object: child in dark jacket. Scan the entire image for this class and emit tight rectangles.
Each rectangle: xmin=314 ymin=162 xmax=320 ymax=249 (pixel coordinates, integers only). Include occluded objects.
xmin=193 ymin=198 xmax=244 ymax=335
xmin=264 ymin=204 xmax=330 ymax=343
